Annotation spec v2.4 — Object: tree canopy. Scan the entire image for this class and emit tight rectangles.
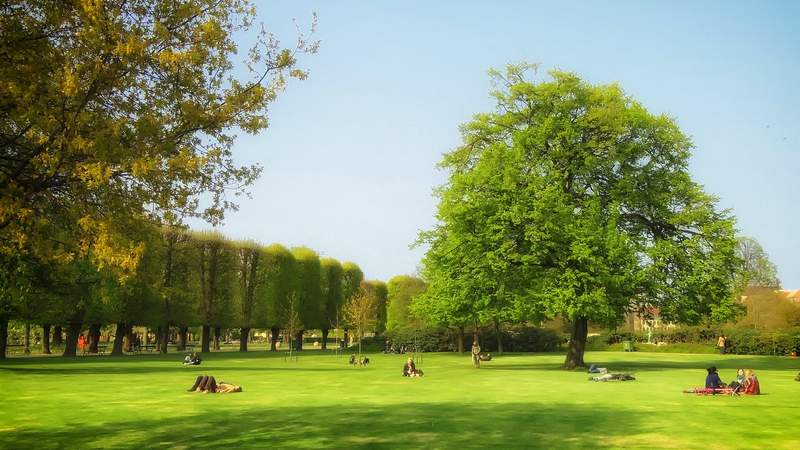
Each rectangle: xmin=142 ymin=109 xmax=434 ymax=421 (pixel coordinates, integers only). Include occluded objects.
xmin=418 ymin=64 xmax=741 ymax=368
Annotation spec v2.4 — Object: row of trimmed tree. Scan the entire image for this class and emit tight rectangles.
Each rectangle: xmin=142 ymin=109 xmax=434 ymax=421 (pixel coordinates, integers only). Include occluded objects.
xmin=1 ymin=227 xmax=388 ymax=358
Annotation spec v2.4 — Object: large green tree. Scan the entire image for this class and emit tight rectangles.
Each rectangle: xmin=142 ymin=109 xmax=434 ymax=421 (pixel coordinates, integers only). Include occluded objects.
xmin=0 ymin=1 xmax=317 ymax=270
xmin=290 ymin=247 xmax=321 ymax=350
xmin=420 ymin=64 xmax=741 ymax=368
xmin=386 ymin=275 xmax=426 ymax=333
xmin=234 ymin=240 xmax=261 ymax=352
xmin=191 ymin=232 xmax=237 ymax=353
xmin=256 ymin=244 xmax=295 ymax=351
xmin=319 ymin=258 xmax=344 ymax=349
xmin=735 ymin=236 xmax=780 ymax=288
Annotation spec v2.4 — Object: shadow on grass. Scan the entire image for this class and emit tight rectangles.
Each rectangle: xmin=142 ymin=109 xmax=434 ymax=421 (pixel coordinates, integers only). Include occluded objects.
xmin=0 ymin=401 xmax=645 ymax=450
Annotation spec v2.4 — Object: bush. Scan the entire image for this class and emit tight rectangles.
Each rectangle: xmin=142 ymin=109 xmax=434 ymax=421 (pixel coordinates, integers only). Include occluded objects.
xmin=482 ymin=325 xmax=563 ymax=352
xmin=386 ymin=327 xmax=451 ymax=352
xmin=724 ymin=328 xmax=800 ymax=355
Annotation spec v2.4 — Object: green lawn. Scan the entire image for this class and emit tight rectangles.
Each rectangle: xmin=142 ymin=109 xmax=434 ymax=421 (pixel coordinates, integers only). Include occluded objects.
xmin=1 ymin=350 xmax=799 ymax=449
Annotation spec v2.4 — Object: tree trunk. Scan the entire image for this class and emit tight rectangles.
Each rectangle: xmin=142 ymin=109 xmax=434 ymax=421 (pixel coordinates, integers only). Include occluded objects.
xmin=472 ymin=319 xmax=480 ymax=347
xmin=213 ymin=326 xmax=221 ymax=350
xmin=493 ymin=317 xmax=503 ymax=354
xmin=88 ymin=324 xmax=101 ymax=353
xmin=321 ymin=329 xmax=329 ymax=350
xmin=295 ymin=330 xmax=304 ymax=351
xmin=124 ymin=328 xmax=134 ymax=352
xmin=159 ymin=325 xmax=169 ymax=354
xmin=239 ymin=327 xmax=250 ymax=352
xmin=456 ymin=325 xmax=465 ymax=353
xmin=201 ymin=325 xmax=210 ymax=353
xmin=63 ymin=322 xmax=82 ymax=357
xmin=111 ymin=323 xmax=127 ymax=356
xmin=53 ymin=325 xmax=63 ymax=346
xmin=270 ymin=327 xmax=279 ymax=351
xmin=564 ymin=317 xmax=588 ymax=369
xmin=177 ymin=327 xmax=188 ymax=351
xmin=23 ymin=323 xmax=31 ymax=354
xmin=42 ymin=323 xmax=52 ymax=354
xmin=0 ymin=314 xmax=8 ymax=359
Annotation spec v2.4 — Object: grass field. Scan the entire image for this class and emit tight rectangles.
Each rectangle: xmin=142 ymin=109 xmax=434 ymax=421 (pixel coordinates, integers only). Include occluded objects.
xmin=1 ymin=350 xmax=799 ymax=449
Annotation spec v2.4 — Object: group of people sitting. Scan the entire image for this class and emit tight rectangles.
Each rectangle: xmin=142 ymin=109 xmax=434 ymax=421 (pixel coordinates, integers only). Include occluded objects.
xmin=684 ymin=366 xmax=760 ymax=395
xmin=182 ymin=352 xmax=202 ymax=365
xmin=384 ymin=341 xmax=416 ymax=354
xmin=348 ymin=354 xmax=370 ymax=366
xmin=187 ymin=375 xmax=242 ymax=393
xmin=402 ymin=357 xmax=424 ymax=377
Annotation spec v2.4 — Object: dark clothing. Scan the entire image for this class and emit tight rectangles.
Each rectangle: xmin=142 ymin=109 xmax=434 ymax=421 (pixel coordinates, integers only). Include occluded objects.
xmin=705 ymin=372 xmax=724 ymax=388
xmin=189 ymin=375 xmax=218 ymax=392
xmin=402 ymin=362 xmax=417 ymax=377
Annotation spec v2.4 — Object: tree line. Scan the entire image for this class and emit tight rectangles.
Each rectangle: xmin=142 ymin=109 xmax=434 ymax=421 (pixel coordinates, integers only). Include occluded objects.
xmin=0 ymin=227 xmax=389 ymax=358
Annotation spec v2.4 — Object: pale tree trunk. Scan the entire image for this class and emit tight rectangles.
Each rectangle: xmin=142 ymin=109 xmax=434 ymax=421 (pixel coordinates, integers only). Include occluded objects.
xmin=42 ymin=323 xmax=51 ymax=354
xmin=23 ymin=323 xmax=31 ymax=354
xmin=239 ymin=327 xmax=250 ymax=352
xmin=564 ymin=317 xmax=588 ymax=369
xmin=213 ymin=327 xmax=221 ymax=350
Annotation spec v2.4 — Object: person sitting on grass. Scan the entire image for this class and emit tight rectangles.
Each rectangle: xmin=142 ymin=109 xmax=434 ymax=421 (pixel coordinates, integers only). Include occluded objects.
xmin=705 ymin=366 xmax=726 ymax=389
xmin=402 ymin=357 xmax=423 ymax=377
xmin=743 ymin=369 xmax=760 ymax=395
xmin=479 ymin=353 xmax=492 ymax=362
xmin=187 ymin=375 xmax=242 ymax=393
xmin=183 ymin=352 xmax=201 ymax=365
xmin=349 ymin=354 xmax=357 ymax=365
xmin=359 ymin=356 xmax=370 ymax=366
xmin=729 ymin=368 xmax=746 ymax=393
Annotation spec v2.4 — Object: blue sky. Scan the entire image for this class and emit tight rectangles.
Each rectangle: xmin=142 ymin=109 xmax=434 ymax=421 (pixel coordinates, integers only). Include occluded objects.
xmin=207 ymin=1 xmax=799 ymax=287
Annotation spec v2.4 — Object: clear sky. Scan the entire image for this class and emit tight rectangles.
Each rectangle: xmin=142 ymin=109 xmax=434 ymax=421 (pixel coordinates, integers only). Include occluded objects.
xmin=206 ymin=1 xmax=799 ymax=287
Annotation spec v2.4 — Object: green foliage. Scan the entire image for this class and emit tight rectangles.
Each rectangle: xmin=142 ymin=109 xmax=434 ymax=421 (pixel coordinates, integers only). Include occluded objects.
xmin=341 ymin=262 xmax=364 ymax=305
xmin=0 ymin=1 xmax=318 ymax=275
xmin=291 ymin=247 xmax=322 ymax=330
xmin=735 ymin=237 xmax=781 ymax=288
xmin=480 ymin=326 xmax=563 ymax=353
xmin=362 ymin=280 xmax=388 ymax=333
xmin=189 ymin=231 xmax=238 ymax=328
xmin=255 ymin=244 xmax=296 ymax=329
xmin=387 ymin=275 xmax=427 ymax=332
xmin=319 ymin=258 xmax=344 ymax=330
xmin=418 ymin=63 xmax=741 ymax=365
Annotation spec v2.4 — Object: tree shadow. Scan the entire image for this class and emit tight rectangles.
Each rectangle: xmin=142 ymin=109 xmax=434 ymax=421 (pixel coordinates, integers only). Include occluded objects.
xmin=0 ymin=401 xmax=646 ymax=449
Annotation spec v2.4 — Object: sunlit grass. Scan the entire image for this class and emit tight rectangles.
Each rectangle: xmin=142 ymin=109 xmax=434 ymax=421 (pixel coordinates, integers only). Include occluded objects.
xmin=1 ymin=350 xmax=799 ymax=449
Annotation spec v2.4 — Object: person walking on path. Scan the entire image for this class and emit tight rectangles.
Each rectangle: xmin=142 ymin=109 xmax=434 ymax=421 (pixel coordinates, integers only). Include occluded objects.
xmin=471 ymin=341 xmax=481 ymax=368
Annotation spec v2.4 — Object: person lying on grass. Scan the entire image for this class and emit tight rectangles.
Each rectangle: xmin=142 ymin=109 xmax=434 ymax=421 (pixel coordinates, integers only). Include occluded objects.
xmin=589 ymin=373 xmax=635 ymax=382
xmin=187 ymin=375 xmax=242 ymax=393
xmin=402 ymin=357 xmax=424 ymax=377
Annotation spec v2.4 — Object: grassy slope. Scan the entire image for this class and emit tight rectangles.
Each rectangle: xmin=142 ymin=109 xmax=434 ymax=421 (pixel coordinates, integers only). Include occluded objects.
xmin=1 ymin=351 xmax=799 ymax=449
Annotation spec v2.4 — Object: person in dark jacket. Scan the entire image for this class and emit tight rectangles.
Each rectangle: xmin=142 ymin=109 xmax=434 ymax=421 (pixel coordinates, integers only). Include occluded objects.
xmin=705 ymin=366 xmax=725 ymax=389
